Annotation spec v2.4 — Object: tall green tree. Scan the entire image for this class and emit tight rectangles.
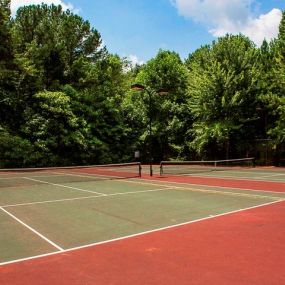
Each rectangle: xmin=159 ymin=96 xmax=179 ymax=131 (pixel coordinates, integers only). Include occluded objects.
xmin=66 ymin=54 xmax=132 ymax=163
xmin=0 ymin=0 xmax=17 ymax=127
xmin=21 ymin=90 xmax=87 ymax=166
xmin=187 ymin=35 xmax=259 ymax=159
xmin=125 ymin=50 xmax=190 ymax=161
xmin=12 ymin=4 xmax=104 ymax=90
xmin=260 ymin=10 xmax=285 ymax=151
xmin=0 ymin=0 xmax=12 ymax=64
xmin=255 ymin=40 xmax=276 ymax=139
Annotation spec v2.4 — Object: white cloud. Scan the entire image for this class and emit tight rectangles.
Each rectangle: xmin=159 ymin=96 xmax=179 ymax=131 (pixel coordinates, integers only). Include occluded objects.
xmin=123 ymin=54 xmax=144 ymax=72
xmin=171 ymin=0 xmax=282 ymax=45
xmin=240 ymin=9 xmax=282 ymax=46
xmin=128 ymin=54 xmax=144 ymax=66
xmin=11 ymin=0 xmax=76 ymax=16
xmin=171 ymin=0 xmax=251 ymax=25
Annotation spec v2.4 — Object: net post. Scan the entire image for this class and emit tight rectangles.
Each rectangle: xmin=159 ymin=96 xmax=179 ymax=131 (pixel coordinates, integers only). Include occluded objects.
xmin=160 ymin=162 xmax=163 ymax=176
xmin=139 ymin=162 xmax=142 ymax=177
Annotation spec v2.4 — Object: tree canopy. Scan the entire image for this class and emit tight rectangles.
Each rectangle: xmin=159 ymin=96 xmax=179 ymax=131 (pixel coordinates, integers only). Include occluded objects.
xmin=186 ymin=35 xmax=259 ymax=158
xmin=1 ymin=2 xmax=285 ymax=167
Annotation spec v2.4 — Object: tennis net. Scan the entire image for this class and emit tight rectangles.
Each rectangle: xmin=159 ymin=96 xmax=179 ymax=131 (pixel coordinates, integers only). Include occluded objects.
xmin=160 ymin=158 xmax=255 ymax=176
xmin=0 ymin=162 xmax=142 ymax=188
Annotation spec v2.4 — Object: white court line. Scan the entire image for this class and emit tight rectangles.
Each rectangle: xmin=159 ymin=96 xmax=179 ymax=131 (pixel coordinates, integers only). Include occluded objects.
xmin=168 ymin=185 xmax=284 ymax=200
xmin=54 ymin=171 xmax=279 ymax=195
xmin=116 ymin=177 xmax=285 ymax=197
xmin=1 ymin=187 xmax=170 ymax=208
xmin=256 ymin=173 xmax=285 ymax=178
xmin=51 ymin=172 xmax=285 ymax=196
xmin=151 ymin=181 xmax=285 ymax=200
xmin=190 ymin=172 xmax=285 ymax=180
xmin=1 ymin=182 xmax=282 ymax=209
xmin=112 ymin=177 xmax=285 ymax=200
xmin=52 ymin=170 xmax=283 ymax=193
xmin=1 ymin=199 xmax=284 ymax=266
xmin=0 ymin=174 xmax=65 ymax=180
xmin=104 ymin=187 xmax=171 ymax=197
xmin=1 ymin=194 xmax=102 ymax=208
xmin=15 ymin=173 xmax=282 ymax=203
xmin=51 ymin=172 xmax=168 ymax=189
xmin=23 ymin=177 xmax=105 ymax=196
xmin=135 ymin=177 xmax=285 ymax=195
xmin=195 ymin=169 xmax=284 ymax=175
xmin=165 ymin=172 xmax=285 ymax=182
xmin=19 ymin=173 xmax=285 ymax=198
xmin=3 ymin=168 xmax=283 ymax=188
xmin=49 ymin=171 xmax=106 ymax=180
xmin=0 ymin=207 xmax=63 ymax=252
xmin=53 ymin=171 xmax=138 ymax=181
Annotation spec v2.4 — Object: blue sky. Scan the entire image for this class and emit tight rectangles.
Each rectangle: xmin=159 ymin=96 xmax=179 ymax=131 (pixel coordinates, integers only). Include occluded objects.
xmin=11 ymin=1 xmax=285 ymax=63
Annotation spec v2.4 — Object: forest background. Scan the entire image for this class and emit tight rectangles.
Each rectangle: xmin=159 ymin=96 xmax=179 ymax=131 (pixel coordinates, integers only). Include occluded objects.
xmin=1 ymin=0 xmax=285 ymax=167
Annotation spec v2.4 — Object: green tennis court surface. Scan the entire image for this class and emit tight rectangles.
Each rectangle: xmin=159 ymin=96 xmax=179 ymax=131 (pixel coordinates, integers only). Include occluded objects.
xmin=158 ymin=158 xmax=285 ymax=182
xmin=1 ymin=167 xmax=285 ymax=264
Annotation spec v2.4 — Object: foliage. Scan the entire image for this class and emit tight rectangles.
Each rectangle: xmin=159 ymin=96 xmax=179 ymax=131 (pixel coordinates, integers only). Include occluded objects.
xmin=0 ymin=3 xmax=285 ymax=167
xmin=126 ymin=50 xmax=190 ymax=160
xmin=71 ymin=54 xmax=133 ymax=163
xmin=12 ymin=3 xmax=104 ymax=89
xmin=187 ymin=35 xmax=260 ymax=158
xmin=21 ymin=91 xmax=87 ymax=165
xmin=0 ymin=127 xmax=40 ymax=167
xmin=259 ymin=10 xmax=285 ymax=146
xmin=0 ymin=0 xmax=19 ymax=129
xmin=0 ymin=0 xmax=12 ymax=63
xmin=261 ymin=94 xmax=285 ymax=144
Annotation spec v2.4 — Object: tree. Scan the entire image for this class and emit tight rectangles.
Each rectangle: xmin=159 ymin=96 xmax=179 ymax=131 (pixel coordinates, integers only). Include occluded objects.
xmin=0 ymin=0 xmax=18 ymax=128
xmin=66 ymin=54 xmax=132 ymax=163
xmin=12 ymin=4 xmax=104 ymax=89
xmin=258 ymin=10 xmax=285 ymax=157
xmin=0 ymin=0 xmax=12 ymax=64
xmin=125 ymin=50 xmax=190 ymax=161
xmin=21 ymin=91 xmax=87 ymax=166
xmin=0 ymin=127 xmax=39 ymax=167
xmin=187 ymin=35 xmax=259 ymax=159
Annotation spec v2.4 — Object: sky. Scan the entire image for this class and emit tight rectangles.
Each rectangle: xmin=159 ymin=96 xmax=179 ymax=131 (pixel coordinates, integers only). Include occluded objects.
xmin=10 ymin=0 xmax=285 ymax=64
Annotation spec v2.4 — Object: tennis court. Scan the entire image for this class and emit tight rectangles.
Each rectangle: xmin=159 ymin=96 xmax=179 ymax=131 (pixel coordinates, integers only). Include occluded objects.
xmin=159 ymin=158 xmax=285 ymax=181
xmin=1 ymin=162 xmax=285 ymax=284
